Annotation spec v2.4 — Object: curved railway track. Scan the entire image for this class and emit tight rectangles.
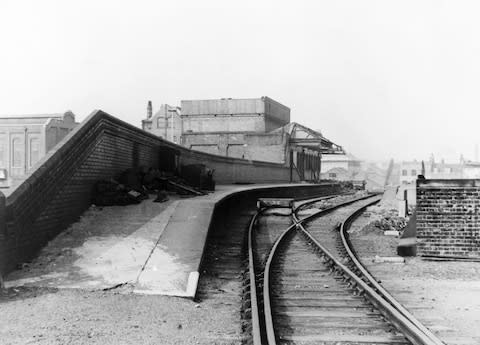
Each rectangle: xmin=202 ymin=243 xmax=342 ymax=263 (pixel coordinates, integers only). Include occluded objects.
xmin=246 ymin=193 xmax=444 ymax=345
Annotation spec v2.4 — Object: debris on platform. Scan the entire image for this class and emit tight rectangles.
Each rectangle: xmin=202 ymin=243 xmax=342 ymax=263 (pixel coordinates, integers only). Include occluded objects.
xmin=166 ymin=179 xmax=205 ymax=196
xmin=92 ymin=179 xmax=145 ymax=206
xmin=153 ymin=191 xmax=169 ymax=203
xmin=93 ymin=164 xmax=216 ymax=206
xmin=180 ymin=164 xmax=215 ymax=191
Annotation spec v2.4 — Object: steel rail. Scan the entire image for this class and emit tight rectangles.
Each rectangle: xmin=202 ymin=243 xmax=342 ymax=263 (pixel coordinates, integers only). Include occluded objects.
xmin=247 ymin=207 xmax=266 ymax=345
xmin=263 ymin=223 xmax=297 ymax=345
xmin=286 ymin=194 xmax=443 ymax=345
xmin=247 ymin=191 xmax=366 ymax=343
xmin=339 ymin=201 xmax=445 ymax=345
xmin=248 ymin=192 xmax=359 ymax=344
xmin=292 ymin=191 xmax=354 ymax=210
xmin=293 ymin=193 xmax=381 ymax=223
xmin=295 ymin=223 xmax=440 ymax=345
xmin=263 ymin=194 xmax=381 ymax=345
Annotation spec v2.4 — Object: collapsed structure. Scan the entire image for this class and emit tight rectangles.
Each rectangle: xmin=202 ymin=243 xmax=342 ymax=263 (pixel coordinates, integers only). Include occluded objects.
xmin=142 ymin=97 xmax=345 ymax=181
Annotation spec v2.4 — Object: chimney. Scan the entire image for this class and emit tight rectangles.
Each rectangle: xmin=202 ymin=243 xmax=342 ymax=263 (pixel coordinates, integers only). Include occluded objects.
xmin=147 ymin=101 xmax=152 ymax=119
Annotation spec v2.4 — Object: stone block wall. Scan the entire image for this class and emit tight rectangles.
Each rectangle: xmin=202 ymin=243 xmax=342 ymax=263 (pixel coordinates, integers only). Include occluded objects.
xmin=416 ymin=179 xmax=480 ymax=258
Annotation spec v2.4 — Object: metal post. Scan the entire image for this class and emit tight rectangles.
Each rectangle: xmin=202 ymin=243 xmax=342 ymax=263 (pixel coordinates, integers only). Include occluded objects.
xmin=289 ymin=150 xmax=293 ymax=182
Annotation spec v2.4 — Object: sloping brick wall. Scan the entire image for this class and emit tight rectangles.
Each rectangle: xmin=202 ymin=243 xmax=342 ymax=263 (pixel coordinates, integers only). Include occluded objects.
xmin=0 ymin=110 xmax=298 ymax=275
xmin=417 ymin=179 xmax=480 ymax=258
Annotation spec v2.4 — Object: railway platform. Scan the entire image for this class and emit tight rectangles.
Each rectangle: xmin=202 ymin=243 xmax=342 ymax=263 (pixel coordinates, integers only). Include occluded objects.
xmin=4 ymin=183 xmax=327 ymax=298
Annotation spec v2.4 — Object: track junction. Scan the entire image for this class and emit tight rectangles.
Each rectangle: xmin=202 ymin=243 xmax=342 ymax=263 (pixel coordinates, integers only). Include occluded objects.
xmin=245 ymin=193 xmax=444 ymax=345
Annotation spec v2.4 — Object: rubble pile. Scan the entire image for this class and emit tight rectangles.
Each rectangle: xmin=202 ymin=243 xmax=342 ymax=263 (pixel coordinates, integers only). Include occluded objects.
xmin=92 ymin=164 xmax=215 ymax=207
xmin=374 ymin=215 xmax=407 ymax=233
xmin=366 ymin=205 xmax=408 ymax=236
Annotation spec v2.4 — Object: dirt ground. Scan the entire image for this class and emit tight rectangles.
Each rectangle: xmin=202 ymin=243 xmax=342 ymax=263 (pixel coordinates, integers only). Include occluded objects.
xmin=3 ymin=189 xmax=480 ymax=345
xmin=350 ymin=204 xmax=480 ymax=345
xmin=0 ymin=286 xmax=241 ymax=345
xmin=0 ymin=197 xmax=244 ymax=345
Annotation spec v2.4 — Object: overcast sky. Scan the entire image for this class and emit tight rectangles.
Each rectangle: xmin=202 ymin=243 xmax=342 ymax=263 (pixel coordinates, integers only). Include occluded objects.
xmin=0 ymin=0 xmax=479 ymax=162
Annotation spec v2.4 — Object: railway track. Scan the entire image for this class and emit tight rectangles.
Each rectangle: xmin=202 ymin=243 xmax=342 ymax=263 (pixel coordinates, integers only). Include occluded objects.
xmin=246 ymin=193 xmax=445 ymax=345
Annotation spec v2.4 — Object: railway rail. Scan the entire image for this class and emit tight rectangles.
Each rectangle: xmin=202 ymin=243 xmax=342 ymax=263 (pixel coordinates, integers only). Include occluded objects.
xmin=246 ymin=193 xmax=444 ymax=345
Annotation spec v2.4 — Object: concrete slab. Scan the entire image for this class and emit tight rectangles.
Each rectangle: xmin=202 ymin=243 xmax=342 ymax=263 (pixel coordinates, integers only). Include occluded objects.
xmin=5 ymin=183 xmax=332 ymax=298
xmin=5 ymin=199 xmax=179 ymax=290
xmin=134 ymin=200 xmax=214 ymax=296
xmin=134 ymin=183 xmax=323 ymax=298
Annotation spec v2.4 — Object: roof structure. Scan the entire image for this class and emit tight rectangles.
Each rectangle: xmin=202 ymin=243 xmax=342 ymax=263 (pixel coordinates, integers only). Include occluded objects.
xmin=322 ymin=152 xmax=361 ymax=162
xmin=0 ymin=111 xmax=74 ymax=119
xmin=276 ymin=122 xmax=344 ymax=154
xmin=0 ymin=111 xmax=76 ymax=125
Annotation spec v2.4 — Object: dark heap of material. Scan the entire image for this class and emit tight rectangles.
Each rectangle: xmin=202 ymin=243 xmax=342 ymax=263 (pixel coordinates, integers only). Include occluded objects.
xmin=92 ymin=165 xmax=215 ymax=206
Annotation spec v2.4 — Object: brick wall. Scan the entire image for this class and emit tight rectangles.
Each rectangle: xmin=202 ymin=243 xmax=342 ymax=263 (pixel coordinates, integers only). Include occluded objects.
xmin=0 ymin=110 xmax=300 ymax=275
xmin=416 ymin=179 xmax=480 ymax=258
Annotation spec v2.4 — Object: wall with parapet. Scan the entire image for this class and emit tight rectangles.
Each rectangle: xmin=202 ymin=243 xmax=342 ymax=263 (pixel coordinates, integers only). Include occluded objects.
xmin=0 ymin=110 xmax=302 ymax=276
xmin=416 ymin=179 xmax=480 ymax=258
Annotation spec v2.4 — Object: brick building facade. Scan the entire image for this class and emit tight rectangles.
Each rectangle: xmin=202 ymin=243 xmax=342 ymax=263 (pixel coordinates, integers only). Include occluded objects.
xmin=0 ymin=111 xmax=77 ymax=182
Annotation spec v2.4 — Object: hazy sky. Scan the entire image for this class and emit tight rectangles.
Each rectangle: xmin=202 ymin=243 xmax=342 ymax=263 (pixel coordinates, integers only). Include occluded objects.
xmin=1 ymin=0 xmax=479 ymax=162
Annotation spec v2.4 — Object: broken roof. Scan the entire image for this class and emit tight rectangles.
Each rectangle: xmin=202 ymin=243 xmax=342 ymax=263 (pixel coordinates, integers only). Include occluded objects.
xmin=272 ymin=122 xmax=344 ymax=154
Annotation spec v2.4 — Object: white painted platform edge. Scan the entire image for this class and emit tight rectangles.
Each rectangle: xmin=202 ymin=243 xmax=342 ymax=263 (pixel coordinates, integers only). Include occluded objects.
xmin=186 ymin=271 xmax=199 ymax=298
xmin=132 ymin=271 xmax=199 ymax=298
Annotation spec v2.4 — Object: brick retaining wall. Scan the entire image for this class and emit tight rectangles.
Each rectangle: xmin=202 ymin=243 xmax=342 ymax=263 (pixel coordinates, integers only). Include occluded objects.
xmin=0 ymin=110 xmax=304 ymax=275
xmin=417 ymin=179 xmax=480 ymax=258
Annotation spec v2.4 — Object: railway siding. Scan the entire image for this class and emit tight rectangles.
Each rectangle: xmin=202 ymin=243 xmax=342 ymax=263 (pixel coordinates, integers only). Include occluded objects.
xmin=247 ymin=194 xmax=444 ymax=345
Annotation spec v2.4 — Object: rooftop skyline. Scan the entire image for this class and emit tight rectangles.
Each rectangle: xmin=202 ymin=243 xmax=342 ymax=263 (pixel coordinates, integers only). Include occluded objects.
xmin=1 ymin=0 xmax=479 ymax=162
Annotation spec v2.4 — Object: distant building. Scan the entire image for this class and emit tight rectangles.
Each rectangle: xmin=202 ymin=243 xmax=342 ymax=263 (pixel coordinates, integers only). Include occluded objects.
xmin=0 ymin=111 xmax=77 ymax=181
xmin=141 ymin=97 xmax=345 ymax=181
xmin=180 ymin=97 xmax=290 ymax=157
xmin=399 ymin=159 xmax=463 ymax=185
xmin=141 ymin=103 xmax=182 ymax=145
xmin=463 ymin=162 xmax=480 ymax=178
xmin=398 ymin=157 xmax=465 ymax=206
xmin=320 ymin=153 xmax=362 ymax=180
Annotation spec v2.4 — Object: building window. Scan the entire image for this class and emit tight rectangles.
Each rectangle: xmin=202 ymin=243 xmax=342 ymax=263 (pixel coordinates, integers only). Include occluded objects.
xmin=402 ymin=169 xmax=408 ymax=176
xmin=157 ymin=117 xmax=162 ymax=128
xmin=12 ymin=138 xmax=22 ymax=167
xmin=411 ymin=169 xmax=417 ymax=176
xmin=0 ymin=138 xmax=5 ymax=168
xmin=329 ymin=173 xmax=337 ymax=178
xmin=30 ymin=138 xmax=40 ymax=167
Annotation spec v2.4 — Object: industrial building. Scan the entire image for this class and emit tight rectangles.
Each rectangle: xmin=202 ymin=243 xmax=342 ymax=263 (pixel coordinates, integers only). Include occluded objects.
xmin=142 ymin=97 xmax=345 ymax=181
xmin=0 ymin=111 xmax=77 ymax=183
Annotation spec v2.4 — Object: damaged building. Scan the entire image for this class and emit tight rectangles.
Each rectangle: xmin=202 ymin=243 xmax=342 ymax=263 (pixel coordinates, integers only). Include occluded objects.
xmin=142 ymin=97 xmax=345 ymax=181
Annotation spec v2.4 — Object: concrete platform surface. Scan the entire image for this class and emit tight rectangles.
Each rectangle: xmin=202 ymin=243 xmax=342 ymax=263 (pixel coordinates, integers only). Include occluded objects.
xmin=5 ymin=183 xmax=314 ymax=298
